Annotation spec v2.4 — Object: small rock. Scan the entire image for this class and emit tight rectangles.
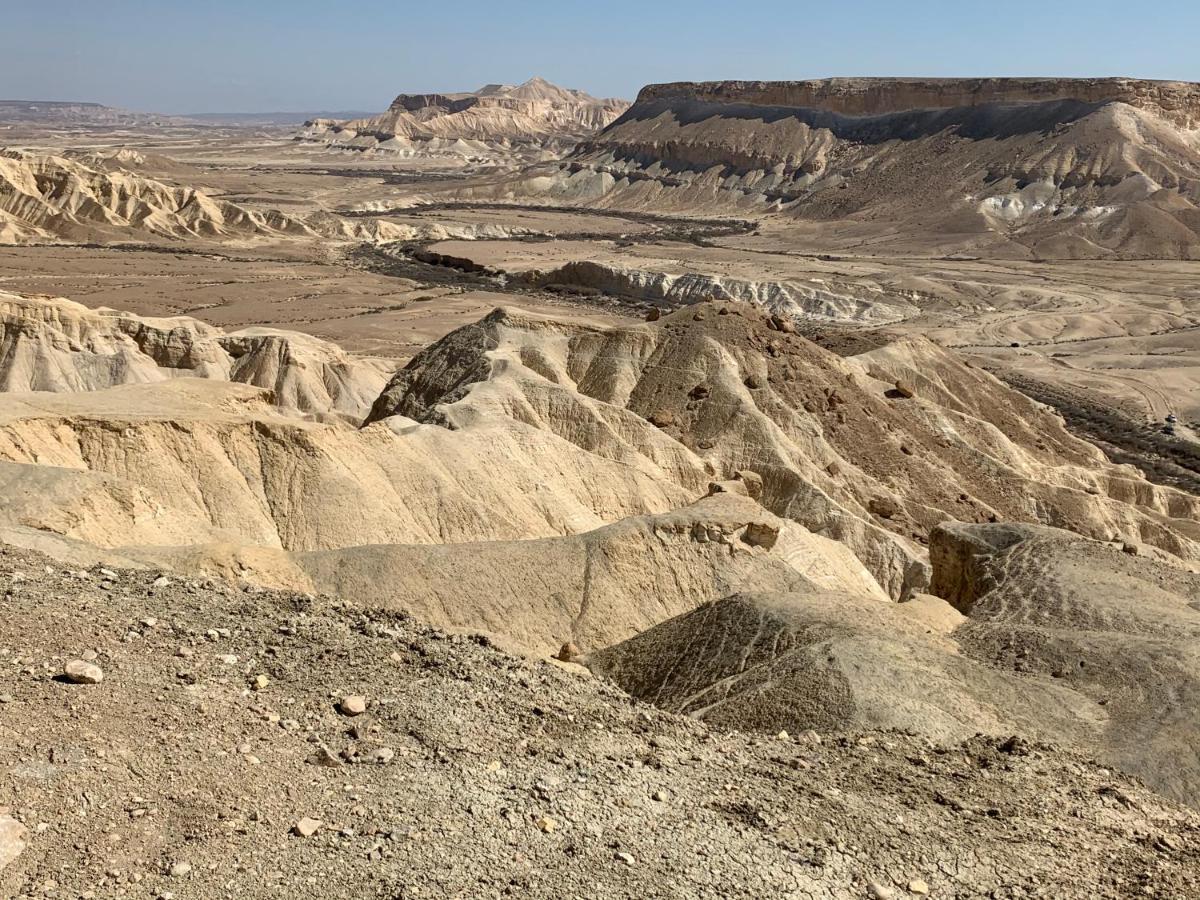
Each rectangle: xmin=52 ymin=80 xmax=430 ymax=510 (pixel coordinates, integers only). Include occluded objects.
xmin=371 ymin=748 xmax=396 ymax=765
xmin=152 ymin=576 xmax=172 ymax=589
xmin=167 ymin=862 xmax=192 ymax=878
xmin=735 ymin=469 xmax=763 ymax=499
xmin=251 ymin=674 xmax=270 ymax=691
xmin=894 ymin=379 xmax=916 ymax=399
xmin=867 ymin=882 xmax=896 ymax=899
xmin=998 ymin=735 xmax=1030 ymax=756
xmin=175 ymin=646 xmax=193 ymax=659
xmin=868 ymin=496 xmax=900 ymax=520
xmin=535 ymin=816 xmax=557 ymax=833
xmin=651 ymin=790 xmax=668 ymax=803
xmin=615 ymin=851 xmax=635 ymax=866
xmin=777 ymin=730 xmax=791 ymax=741
xmin=744 ymin=374 xmax=763 ymax=390
xmin=645 ymin=308 xmax=661 ymax=322
xmin=309 ymin=745 xmax=343 ymax=768
xmin=0 ymin=816 xmax=28 ymax=871
xmin=648 ymin=409 xmax=676 ymax=428
xmin=338 ymin=695 xmax=368 ymax=716
xmin=1154 ymin=833 xmax=1183 ymax=852
xmin=62 ymin=660 xmax=103 ymax=684
xmin=81 ymin=649 xmax=98 ymax=661
xmin=293 ymin=817 xmax=322 ymax=837
xmin=555 ymin=642 xmax=581 ymax=663
xmin=908 ymin=879 xmax=930 ymax=895
xmin=769 ymin=313 xmax=796 ymax=334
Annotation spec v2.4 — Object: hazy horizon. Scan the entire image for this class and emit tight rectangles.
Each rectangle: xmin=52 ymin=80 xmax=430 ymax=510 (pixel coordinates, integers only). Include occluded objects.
xmin=4 ymin=0 xmax=1199 ymax=114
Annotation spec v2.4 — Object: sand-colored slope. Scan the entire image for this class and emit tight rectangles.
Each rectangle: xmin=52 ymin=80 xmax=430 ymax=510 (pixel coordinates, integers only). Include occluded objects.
xmin=135 ymin=493 xmax=885 ymax=655
xmin=369 ymin=303 xmax=1200 ymax=595
xmin=592 ymin=521 xmax=1200 ymax=807
xmin=0 ymin=378 xmax=694 ymax=553
xmin=0 ymin=301 xmax=1197 ymax=650
xmin=0 ymin=149 xmax=316 ymax=244
xmin=0 ymin=292 xmax=395 ymax=420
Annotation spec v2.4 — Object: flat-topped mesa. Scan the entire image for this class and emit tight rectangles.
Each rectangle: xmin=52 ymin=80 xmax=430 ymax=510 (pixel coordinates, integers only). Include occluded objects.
xmin=634 ymin=77 xmax=1200 ymax=128
xmin=388 ymin=93 xmax=479 ymax=113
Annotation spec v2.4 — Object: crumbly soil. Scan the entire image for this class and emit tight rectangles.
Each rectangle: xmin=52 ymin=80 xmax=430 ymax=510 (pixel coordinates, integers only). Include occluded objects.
xmin=2 ymin=547 xmax=1198 ymax=899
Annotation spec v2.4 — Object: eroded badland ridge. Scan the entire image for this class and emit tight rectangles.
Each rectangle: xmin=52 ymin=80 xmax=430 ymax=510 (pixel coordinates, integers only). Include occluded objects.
xmin=1 ymin=73 xmax=1200 ymax=898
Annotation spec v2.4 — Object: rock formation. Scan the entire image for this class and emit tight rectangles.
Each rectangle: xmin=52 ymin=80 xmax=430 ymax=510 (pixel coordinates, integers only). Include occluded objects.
xmin=0 ymin=149 xmax=314 ymax=243
xmin=489 ymin=77 xmax=1200 ymax=257
xmin=0 ymin=292 xmax=394 ymax=420
xmin=298 ymin=77 xmax=628 ymax=161
xmin=590 ymin=521 xmax=1200 ymax=806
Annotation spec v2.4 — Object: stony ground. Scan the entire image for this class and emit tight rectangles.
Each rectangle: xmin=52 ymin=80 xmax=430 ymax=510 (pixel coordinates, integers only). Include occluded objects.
xmin=2 ymin=546 xmax=1199 ymax=899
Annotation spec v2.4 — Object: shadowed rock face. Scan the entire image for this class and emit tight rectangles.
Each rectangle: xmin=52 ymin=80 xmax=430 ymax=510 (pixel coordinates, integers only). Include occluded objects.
xmin=634 ymin=78 xmax=1200 ymax=128
xmin=477 ymin=77 xmax=1200 ymax=258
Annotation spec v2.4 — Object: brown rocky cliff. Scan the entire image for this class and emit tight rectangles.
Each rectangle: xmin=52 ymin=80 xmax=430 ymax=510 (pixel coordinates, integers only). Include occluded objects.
xmin=635 ymin=77 xmax=1200 ymax=128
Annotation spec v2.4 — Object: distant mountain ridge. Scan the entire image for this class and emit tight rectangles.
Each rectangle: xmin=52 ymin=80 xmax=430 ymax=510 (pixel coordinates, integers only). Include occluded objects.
xmin=484 ymin=76 xmax=1200 ymax=258
xmin=297 ymin=77 xmax=629 ymax=159
xmin=0 ymin=100 xmax=181 ymax=125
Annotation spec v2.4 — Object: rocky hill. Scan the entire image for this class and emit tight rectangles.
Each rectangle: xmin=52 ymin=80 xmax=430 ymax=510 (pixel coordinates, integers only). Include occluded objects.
xmin=0 ymin=149 xmax=315 ymax=243
xmin=298 ymin=77 xmax=628 ymax=161
xmin=4 ymin=295 xmax=1200 ymax=895
xmin=591 ymin=521 xmax=1200 ymax=806
xmin=0 ymin=291 xmax=394 ymax=420
xmin=491 ymin=77 xmax=1200 ymax=258
xmin=0 ymin=100 xmax=180 ymax=126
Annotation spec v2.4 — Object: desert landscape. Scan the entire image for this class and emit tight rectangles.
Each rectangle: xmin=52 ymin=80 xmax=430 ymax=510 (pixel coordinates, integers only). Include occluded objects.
xmin=2 ymin=40 xmax=1200 ymax=900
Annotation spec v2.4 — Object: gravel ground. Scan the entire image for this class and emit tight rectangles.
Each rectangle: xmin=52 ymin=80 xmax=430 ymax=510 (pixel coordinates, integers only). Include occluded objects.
xmin=2 ymin=546 xmax=1198 ymax=899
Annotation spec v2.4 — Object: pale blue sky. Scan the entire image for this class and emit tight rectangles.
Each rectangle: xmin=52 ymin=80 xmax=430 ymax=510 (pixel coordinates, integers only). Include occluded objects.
xmin=4 ymin=0 xmax=1197 ymax=113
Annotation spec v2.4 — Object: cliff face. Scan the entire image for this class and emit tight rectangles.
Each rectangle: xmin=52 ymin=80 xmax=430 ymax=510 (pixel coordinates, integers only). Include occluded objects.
xmin=299 ymin=77 xmax=629 ymax=156
xmin=635 ymin=78 xmax=1200 ymax=128
xmin=497 ymin=77 xmax=1200 ymax=258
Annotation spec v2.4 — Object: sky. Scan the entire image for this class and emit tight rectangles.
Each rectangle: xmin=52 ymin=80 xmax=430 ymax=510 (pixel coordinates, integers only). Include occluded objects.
xmin=3 ymin=0 xmax=1198 ymax=114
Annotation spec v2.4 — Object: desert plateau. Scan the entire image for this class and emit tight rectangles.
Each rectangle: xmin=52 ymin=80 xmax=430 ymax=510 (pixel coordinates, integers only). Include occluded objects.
xmin=2 ymin=8 xmax=1200 ymax=897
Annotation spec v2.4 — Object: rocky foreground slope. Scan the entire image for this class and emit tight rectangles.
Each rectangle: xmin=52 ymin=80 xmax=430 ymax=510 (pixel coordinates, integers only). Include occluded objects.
xmin=2 ymin=546 xmax=1199 ymax=899
xmin=592 ymin=520 xmax=1200 ymax=806
xmin=485 ymin=77 xmax=1200 ymax=258
xmin=298 ymin=77 xmax=628 ymax=162
xmin=3 ymin=293 xmax=1200 ymax=894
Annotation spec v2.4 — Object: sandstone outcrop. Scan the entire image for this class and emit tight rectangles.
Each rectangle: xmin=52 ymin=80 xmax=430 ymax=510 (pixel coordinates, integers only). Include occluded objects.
xmin=0 ymin=292 xmax=394 ymax=420
xmin=591 ymin=521 xmax=1200 ymax=807
xmin=298 ymin=77 xmax=628 ymax=160
xmin=486 ymin=77 xmax=1200 ymax=257
xmin=0 ymin=149 xmax=314 ymax=244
